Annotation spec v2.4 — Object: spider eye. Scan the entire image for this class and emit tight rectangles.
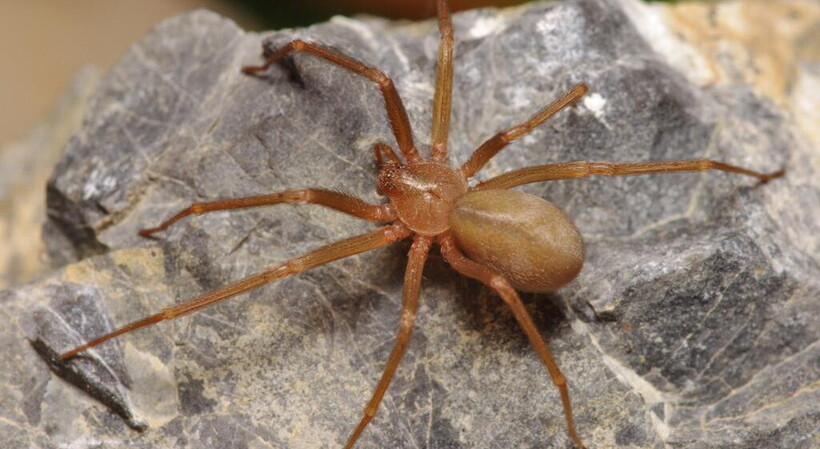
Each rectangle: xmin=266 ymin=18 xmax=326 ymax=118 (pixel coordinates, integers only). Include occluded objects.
xmin=377 ymin=164 xmax=404 ymax=195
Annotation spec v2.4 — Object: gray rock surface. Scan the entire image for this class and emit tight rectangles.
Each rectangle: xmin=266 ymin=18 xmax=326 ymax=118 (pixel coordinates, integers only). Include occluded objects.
xmin=2 ymin=0 xmax=818 ymax=448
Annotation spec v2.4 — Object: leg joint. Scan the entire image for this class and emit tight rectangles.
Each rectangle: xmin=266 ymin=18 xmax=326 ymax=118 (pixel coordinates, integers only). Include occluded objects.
xmin=383 ymin=224 xmax=411 ymax=242
xmin=363 ymin=405 xmax=378 ymax=419
xmin=552 ymin=373 xmax=567 ymax=388
xmin=375 ymin=72 xmax=392 ymax=89
xmin=284 ymin=189 xmax=309 ymax=202
xmin=497 ymin=130 xmax=515 ymax=144
xmin=587 ymin=161 xmax=609 ymax=174
xmin=489 ymin=275 xmax=511 ymax=292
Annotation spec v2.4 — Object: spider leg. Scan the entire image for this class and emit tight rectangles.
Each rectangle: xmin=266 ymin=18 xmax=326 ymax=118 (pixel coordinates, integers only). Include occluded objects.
xmin=59 ymin=224 xmax=411 ymax=361
xmin=343 ymin=234 xmax=432 ymax=449
xmin=461 ymin=83 xmax=588 ymax=178
xmin=430 ymin=0 xmax=454 ymax=162
xmin=476 ymin=159 xmax=785 ymax=190
xmin=242 ymin=40 xmax=421 ymax=162
xmin=438 ymin=233 xmax=586 ymax=449
xmin=138 ymin=189 xmax=394 ymax=236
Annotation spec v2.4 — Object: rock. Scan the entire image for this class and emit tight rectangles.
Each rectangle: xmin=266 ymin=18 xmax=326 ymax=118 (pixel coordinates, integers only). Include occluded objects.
xmin=0 ymin=68 xmax=99 ymax=289
xmin=2 ymin=0 xmax=818 ymax=448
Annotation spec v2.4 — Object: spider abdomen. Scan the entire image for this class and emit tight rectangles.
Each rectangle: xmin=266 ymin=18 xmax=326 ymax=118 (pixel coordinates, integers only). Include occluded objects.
xmin=449 ymin=189 xmax=584 ymax=292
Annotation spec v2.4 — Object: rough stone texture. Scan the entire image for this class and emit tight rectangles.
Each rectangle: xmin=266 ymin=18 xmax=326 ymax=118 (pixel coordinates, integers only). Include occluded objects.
xmin=1 ymin=0 xmax=818 ymax=448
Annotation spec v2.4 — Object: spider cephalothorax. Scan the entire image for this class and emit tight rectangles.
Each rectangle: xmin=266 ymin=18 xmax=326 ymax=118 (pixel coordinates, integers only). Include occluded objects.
xmin=378 ymin=159 xmax=467 ymax=235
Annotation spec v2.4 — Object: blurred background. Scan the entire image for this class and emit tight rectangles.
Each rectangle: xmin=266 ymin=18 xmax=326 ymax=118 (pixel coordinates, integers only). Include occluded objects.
xmin=0 ymin=0 xmax=676 ymax=146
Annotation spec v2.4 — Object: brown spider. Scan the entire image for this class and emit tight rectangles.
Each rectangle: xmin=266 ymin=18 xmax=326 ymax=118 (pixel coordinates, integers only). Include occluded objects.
xmin=58 ymin=1 xmax=784 ymax=447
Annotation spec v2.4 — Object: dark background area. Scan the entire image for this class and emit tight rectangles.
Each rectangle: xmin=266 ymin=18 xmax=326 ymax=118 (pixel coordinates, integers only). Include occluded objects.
xmin=228 ymin=0 xmax=677 ymax=28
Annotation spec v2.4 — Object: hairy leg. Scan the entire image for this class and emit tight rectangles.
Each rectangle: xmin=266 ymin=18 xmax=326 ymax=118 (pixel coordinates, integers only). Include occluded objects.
xmin=461 ymin=83 xmax=588 ymax=178
xmin=343 ymin=234 xmax=432 ymax=449
xmin=439 ymin=233 xmax=586 ymax=449
xmin=430 ymin=0 xmax=454 ymax=162
xmin=60 ymin=224 xmax=411 ymax=360
xmin=477 ymin=159 xmax=785 ymax=190
xmin=139 ymin=189 xmax=394 ymax=236
xmin=243 ymin=40 xmax=420 ymax=162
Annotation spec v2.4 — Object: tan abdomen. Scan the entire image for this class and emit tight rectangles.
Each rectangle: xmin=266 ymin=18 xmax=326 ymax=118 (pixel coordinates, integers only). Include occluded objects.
xmin=449 ymin=189 xmax=584 ymax=292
